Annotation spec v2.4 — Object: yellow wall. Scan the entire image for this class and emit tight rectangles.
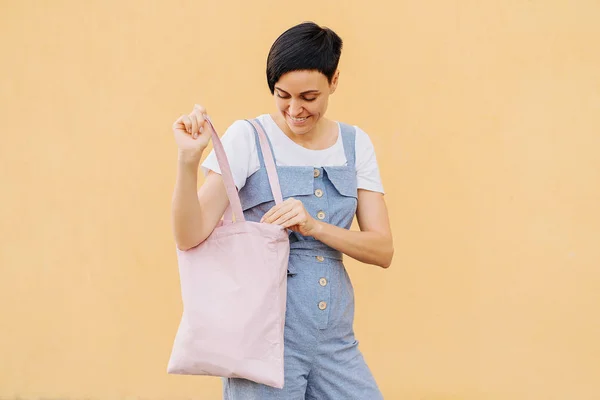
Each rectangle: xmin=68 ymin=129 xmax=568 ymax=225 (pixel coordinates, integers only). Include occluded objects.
xmin=1 ymin=1 xmax=599 ymax=398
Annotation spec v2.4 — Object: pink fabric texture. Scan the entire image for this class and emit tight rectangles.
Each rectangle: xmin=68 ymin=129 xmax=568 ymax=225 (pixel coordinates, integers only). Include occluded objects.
xmin=167 ymin=118 xmax=290 ymax=389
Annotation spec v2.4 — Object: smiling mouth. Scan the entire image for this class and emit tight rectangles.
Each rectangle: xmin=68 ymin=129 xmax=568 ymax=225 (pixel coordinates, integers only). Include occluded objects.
xmin=287 ymin=114 xmax=310 ymax=122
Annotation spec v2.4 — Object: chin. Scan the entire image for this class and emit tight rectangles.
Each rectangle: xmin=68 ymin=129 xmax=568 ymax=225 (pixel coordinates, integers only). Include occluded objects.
xmin=285 ymin=123 xmax=306 ymax=135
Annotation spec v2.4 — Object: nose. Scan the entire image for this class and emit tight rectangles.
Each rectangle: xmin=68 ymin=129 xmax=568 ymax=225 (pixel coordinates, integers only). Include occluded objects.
xmin=288 ymin=99 xmax=303 ymax=116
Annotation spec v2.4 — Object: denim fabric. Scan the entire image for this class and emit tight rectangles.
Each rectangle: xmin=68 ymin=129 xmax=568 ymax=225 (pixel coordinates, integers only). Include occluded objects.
xmin=223 ymin=120 xmax=383 ymax=400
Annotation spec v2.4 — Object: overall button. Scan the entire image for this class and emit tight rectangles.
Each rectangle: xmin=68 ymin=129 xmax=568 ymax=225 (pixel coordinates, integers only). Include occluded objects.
xmin=318 ymin=301 xmax=327 ymax=310
xmin=313 ymin=168 xmax=321 ymax=178
xmin=315 ymin=189 xmax=323 ymax=198
xmin=316 ymin=255 xmax=325 ymax=262
xmin=319 ymin=277 xmax=328 ymax=286
xmin=317 ymin=211 xmax=326 ymax=220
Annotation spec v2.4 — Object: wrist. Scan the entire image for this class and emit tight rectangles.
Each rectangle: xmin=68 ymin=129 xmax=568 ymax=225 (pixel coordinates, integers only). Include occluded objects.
xmin=177 ymin=149 xmax=204 ymax=167
xmin=308 ymin=220 xmax=325 ymax=239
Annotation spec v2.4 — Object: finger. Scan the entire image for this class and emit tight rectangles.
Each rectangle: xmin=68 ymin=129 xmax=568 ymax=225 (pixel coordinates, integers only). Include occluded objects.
xmin=193 ymin=105 xmax=210 ymax=138
xmin=192 ymin=108 xmax=207 ymax=138
xmin=281 ymin=215 xmax=304 ymax=229
xmin=261 ymin=204 xmax=282 ymax=223
xmin=176 ymin=115 xmax=192 ymax=135
xmin=188 ymin=111 xmax=198 ymax=139
xmin=271 ymin=208 xmax=298 ymax=226
xmin=261 ymin=198 xmax=296 ymax=223
xmin=172 ymin=115 xmax=184 ymax=132
xmin=263 ymin=202 xmax=295 ymax=223
xmin=194 ymin=104 xmax=207 ymax=115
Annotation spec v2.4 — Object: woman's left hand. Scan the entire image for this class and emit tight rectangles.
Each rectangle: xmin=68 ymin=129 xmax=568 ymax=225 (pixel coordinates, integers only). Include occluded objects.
xmin=261 ymin=198 xmax=320 ymax=237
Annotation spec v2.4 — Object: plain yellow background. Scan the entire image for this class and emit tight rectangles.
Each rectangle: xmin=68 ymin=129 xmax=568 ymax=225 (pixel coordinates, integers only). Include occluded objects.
xmin=1 ymin=1 xmax=599 ymax=399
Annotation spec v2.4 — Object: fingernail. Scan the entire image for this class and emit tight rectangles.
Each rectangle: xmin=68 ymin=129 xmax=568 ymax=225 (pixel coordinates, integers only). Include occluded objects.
xmin=200 ymin=126 xmax=204 ymax=134
xmin=193 ymin=132 xmax=198 ymax=139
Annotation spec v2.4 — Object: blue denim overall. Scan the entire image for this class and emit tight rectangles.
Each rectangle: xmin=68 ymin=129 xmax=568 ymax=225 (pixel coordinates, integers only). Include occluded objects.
xmin=223 ymin=120 xmax=383 ymax=400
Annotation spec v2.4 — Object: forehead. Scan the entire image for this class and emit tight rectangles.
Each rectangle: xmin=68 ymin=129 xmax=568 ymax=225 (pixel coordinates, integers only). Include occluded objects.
xmin=275 ymin=70 xmax=329 ymax=92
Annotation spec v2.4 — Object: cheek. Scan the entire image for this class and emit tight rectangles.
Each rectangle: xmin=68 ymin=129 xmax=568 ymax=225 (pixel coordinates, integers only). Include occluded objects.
xmin=310 ymin=98 xmax=329 ymax=115
xmin=274 ymin=95 xmax=292 ymax=109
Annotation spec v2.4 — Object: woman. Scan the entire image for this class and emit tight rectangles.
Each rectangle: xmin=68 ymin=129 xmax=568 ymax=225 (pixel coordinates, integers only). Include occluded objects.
xmin=171 ymin=21 xmax=393 ymax=400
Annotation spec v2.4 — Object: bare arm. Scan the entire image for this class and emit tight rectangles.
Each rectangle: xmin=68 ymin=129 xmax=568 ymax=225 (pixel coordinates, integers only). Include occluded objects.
xmin=171 ymin=160 xmax=229 ymax=250
xmin=261 ymin=189 xmax=394 ymax=268
xmin=308 ymin=190 xmax=393 ymax=268
xmin=170 ymin=104 xmax=229 ymax=251
xmin=311 ymin=190 xmax=393 ymax=268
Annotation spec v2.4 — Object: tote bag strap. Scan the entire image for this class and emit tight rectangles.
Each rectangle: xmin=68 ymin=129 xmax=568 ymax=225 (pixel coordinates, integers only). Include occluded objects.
xmin=204 ymin=116 xmax=245 ymax=223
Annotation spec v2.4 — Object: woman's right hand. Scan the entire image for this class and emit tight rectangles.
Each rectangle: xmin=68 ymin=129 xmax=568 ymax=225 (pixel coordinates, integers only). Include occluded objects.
xmin=172 ymin=104 xmax=213 ymax=165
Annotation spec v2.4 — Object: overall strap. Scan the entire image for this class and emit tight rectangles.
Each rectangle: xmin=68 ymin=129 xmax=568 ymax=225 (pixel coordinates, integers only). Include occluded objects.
xmin=245 ymin=119 xmax=283 ymax=204
xmin=222 ymin=119 xmax=284 ymax=223
xmin=338 ymin=122 xmax=356 ymax=167
xmin=249 ymin=119 xmax=277 ymax=169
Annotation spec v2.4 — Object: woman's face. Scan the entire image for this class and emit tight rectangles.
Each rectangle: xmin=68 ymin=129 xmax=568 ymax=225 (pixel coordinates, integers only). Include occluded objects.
xmin=273 ymin=69 xmax=339 ymax=136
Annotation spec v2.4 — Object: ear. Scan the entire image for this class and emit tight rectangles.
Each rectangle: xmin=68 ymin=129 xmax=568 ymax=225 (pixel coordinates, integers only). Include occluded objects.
xmin=330 ymin=70 xmax=340 ymax=94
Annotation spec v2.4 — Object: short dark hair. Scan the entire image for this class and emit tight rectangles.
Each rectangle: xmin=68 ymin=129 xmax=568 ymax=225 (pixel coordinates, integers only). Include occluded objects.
xmin=266 ymin=22 xmax=343 ymax=94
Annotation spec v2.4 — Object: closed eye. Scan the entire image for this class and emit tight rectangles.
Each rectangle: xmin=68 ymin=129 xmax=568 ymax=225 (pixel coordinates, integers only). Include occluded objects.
xmin=276 ymin=93 xmax=317 ymax=102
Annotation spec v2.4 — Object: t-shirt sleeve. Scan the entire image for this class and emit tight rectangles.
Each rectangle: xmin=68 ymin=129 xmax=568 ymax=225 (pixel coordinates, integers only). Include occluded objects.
xmin=354 ymin=126 xmax=385 ymax=194
xmin=200 ymin=119 xmax=258 ymax=190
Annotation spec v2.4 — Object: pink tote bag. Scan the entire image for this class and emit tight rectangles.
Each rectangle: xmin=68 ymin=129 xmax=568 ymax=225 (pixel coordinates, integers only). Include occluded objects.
xmin=167 ymin=118 xmax=290 ymax=389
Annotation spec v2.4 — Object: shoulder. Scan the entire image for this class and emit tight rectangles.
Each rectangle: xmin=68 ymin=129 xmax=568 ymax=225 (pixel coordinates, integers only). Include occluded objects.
xmin=351 ymin=125 xmax=372 ymax=142
xmin=225 ymin=114 xmax=276 ymax=140
xmin=218 ymin=119 xmax=260 ymax=151
xmin=342 ymin=124 xmax=379 ymax=169
xmin=222 ymin=119 xmax=254 ymax=139
xmin=205 ymin=119 xmax=259 ymax=165
xmin=342 ymin=124 xmax=384 ymax=192
xmin=336 ymin=122 xmax=374 ymax=148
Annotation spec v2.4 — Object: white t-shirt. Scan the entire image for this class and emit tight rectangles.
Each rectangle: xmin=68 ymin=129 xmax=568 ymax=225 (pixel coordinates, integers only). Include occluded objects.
xmin=201 ymin=114 xmax=384 ymax=194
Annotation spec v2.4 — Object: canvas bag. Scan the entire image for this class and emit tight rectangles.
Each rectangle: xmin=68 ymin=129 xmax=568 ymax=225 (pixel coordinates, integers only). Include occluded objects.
xmin=167 ymin=118 xmax=290 ymax=389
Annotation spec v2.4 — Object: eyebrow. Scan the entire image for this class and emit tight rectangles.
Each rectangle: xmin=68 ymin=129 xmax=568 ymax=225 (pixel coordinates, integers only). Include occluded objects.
xmin=274 ymin=87 xmax=320 ymax=95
